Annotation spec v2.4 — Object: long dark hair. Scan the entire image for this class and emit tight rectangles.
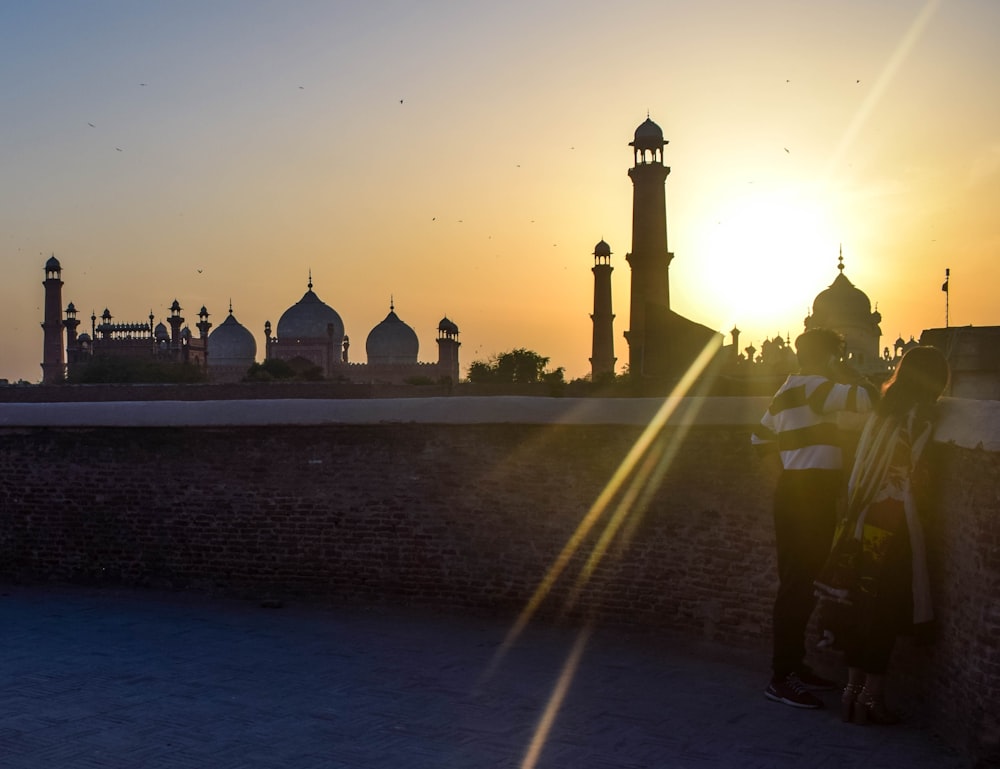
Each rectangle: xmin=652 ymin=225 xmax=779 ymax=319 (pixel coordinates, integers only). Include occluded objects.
xmin=877 ymin=346 xmax=950 ymax=419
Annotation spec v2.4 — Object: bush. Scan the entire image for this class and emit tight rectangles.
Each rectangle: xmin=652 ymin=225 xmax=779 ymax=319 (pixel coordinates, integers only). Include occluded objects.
xmin=69 ymin=357 xmax=207 ymax=384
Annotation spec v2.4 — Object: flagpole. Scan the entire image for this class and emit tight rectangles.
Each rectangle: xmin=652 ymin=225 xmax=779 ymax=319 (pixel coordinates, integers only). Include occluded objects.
xmin=942 ymin=268 xmax=950 ymax=328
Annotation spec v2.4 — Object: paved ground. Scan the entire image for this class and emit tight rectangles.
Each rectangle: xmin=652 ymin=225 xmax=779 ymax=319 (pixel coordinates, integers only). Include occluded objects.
xmin=0 ymin=585 xmax=966 ymax=768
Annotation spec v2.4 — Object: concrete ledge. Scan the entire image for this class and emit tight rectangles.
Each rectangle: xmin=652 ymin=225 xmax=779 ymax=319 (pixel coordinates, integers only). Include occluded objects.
xmin=0 ymin=396 xmax=996 ymax=451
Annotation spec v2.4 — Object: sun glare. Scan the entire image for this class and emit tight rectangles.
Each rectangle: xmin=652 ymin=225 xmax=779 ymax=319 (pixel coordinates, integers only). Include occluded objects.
xmin=692 ymin=185 xmax=841 ymax=342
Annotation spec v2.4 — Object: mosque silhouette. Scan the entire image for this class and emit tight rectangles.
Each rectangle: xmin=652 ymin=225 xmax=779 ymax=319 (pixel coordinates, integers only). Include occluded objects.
xmin=41 ymin=116 xmax=890 ymax=389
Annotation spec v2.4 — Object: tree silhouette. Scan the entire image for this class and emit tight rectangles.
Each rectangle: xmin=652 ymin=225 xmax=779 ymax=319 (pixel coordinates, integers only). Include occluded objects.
xmin=467 ymin=348 xmax=564 ymax=385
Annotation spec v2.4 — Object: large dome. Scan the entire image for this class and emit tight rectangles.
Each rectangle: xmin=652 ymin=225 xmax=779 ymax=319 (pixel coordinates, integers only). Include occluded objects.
xmin=276 ymin=285 xmax=345 ymax=343
xmin=209 ymin=310 xmax=257 ymax=368
xmin=366 ymin=306 xmax=418 ymax=365
xmin=812 ymin=271 xmax=872 ymax=320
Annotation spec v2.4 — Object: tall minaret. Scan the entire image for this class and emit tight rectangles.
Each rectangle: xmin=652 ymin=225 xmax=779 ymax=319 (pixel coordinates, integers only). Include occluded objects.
xmin=623 ymin=116 xmax=673 ymax=376
xmin=589 ymin=239 xmax=616 ymax=379
xmin=41 ymin=255 xmax=66 ymax=384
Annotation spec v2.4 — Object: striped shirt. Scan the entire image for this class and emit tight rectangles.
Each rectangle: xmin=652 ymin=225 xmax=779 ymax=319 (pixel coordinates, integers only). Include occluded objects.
xmin=751 ymin=374 xmax=874 ymax=471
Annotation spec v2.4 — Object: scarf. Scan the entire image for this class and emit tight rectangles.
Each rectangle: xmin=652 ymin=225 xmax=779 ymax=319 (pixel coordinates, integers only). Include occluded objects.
xmin=845 ymin=408 xmax=935 ymax=624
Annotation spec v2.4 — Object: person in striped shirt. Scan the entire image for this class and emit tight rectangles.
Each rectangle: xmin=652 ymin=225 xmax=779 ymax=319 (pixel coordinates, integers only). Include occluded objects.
xmin=752 ymin=328 xmax=879 ymax=709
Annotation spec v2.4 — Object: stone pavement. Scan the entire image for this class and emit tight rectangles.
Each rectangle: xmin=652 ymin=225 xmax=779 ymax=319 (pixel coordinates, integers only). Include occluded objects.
xmin=0 ymin=586 xmax=965 ymax=769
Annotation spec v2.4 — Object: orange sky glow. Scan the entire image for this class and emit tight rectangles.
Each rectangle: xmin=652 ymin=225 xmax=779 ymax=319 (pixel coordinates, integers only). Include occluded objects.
xmin=3 ymin=0 xmax=998 ymax=383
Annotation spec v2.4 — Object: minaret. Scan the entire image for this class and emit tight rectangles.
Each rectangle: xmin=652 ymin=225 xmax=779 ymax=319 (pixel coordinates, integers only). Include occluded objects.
xmin=197 ymin=306 xmax=212 ymax=340
xmin=436 ymin=317 xmax=461 ymax=384
xmin=167 ymin=300 xmax=185 ymax=350
xmin=623 ymin=116 xmax=673 ymax=377
xmin=589 ymin=239 xmax=616 ymax=379
xmin=41 ymin=255 xmax=66 ymax=384
xmin=64 ymin=303 xmax=81 ymax=369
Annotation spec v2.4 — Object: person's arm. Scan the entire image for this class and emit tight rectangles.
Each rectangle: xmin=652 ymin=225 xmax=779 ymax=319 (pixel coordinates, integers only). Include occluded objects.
xmin=751 ymin=421 xmax=778 ymax=456
xmin=831 ymin=359 xmax=879 ymax=401
xmin=751 ymin=394 xmax=782 ymax=455
xmin=809 ymin=378 xmax=876 ymax=415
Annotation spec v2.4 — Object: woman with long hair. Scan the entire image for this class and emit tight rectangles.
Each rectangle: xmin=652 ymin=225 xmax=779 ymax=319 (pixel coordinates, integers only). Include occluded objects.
xmin=815 ymin=345 xmax=950 ymax=724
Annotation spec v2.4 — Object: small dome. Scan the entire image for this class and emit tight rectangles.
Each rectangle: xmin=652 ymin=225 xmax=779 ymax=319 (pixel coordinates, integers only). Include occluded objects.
xmin=593 ymin=240 xmax=611 ymax=257
xmin=438 ymin=316 xmax=459 ymax=335
xmin=77 ymin=332 xmax=91 ymax=343
xmin=209 ymin=310 xmax=257 ymax=368
xmin=154 ymin=322 xmax=169 ymax=340
xmin=45 ymin=255 xmax=61 ymax=271
xmin=66 ymin=302 xmax=76 ymax=312
xmin=631 ymin=117 xmax=665 ymax=149
xmin=366 ymin=306 xmax=418 ymax=365
xmin=276 ymin=283 xmax=345 ymax=343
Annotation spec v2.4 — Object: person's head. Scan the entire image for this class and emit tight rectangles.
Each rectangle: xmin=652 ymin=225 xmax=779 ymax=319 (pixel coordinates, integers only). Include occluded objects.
xmin=879 ymin=345 xmax=950 ymax=416
xmin=794 ymin=328 xmax=844 ymax=374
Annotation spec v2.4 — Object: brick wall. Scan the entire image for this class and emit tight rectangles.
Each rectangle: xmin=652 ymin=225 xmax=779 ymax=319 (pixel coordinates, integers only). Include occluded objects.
xmin=0 ymin=397 xmax=997 ymax=762
xmin=0 ymin=423 xmax=780 ymax=632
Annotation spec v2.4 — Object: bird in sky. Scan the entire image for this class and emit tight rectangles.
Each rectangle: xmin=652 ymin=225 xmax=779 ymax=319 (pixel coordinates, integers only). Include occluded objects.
xmin=115 ymin=147 xmax=122 ymax=152
xmin=88 ymin=122 xmax=95 ymax=127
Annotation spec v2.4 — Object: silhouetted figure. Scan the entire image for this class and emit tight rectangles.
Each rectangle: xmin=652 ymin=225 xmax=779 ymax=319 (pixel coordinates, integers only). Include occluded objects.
xmin=815 ymin=346 xmax=950 ymax=725
xmin=752 ymin=328 xmax=878 ymax=708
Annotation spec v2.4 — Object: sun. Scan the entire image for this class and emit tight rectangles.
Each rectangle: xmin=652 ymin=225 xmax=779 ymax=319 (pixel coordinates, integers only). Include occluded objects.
xmin=688 ymin=184 xmax=841 ymax=345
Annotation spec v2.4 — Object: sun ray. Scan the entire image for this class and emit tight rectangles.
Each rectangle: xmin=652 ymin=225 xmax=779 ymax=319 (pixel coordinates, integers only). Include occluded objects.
xmin=824 ymin=0 xmax=941 ymax=178
xmin=519 ymin=621 xmax=593 ymax=769
xmin=482 ymin=336 xmax=722 ymax=681
xmin=557 ymin=341 xmax=721 ymax=616
xmin=558 ymin=442 xmax=665 ymax=618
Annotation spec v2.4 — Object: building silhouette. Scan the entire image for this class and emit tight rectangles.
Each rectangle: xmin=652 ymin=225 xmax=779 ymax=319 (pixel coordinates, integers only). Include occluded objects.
xmin=920 ymin=326 xmax=1000 ymax=399
xmin=40 ymin=258 xmax=459 ymax=385
xmin=589 ymin=239 xmax=616 ymax=379
xmin=619 ymin=117 xmax=722 ymax=382
xmin=42 ymin=256 xmax=210 ymax=382
xmin=804 ymin=248 xmax=885 ymax=373
xmin=41 ymin=256 xmax=66 ymax=384
xmin=600 ymin=118 xmax=914 ymax=392
xmin=264 ymin=276 xmax=461 ymax=385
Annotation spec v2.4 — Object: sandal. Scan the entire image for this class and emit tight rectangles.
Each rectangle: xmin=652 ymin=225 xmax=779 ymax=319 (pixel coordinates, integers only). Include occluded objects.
xmin=854 ymin=687 xmax=900 ymax=725
xmin=841 ymin=683 xmax=863 ymax=723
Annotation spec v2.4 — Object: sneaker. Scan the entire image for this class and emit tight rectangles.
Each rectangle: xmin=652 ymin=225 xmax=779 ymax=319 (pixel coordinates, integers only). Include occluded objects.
xmin=765 ymin=673 xmax=825 ymax=709
xmin=796 ymin=667 xmax=837 ymax=691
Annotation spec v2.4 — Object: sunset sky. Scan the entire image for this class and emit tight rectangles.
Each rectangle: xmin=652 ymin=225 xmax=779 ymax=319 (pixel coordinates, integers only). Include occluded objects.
xmin=3 ymin=0 xmax=998 ymax=384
